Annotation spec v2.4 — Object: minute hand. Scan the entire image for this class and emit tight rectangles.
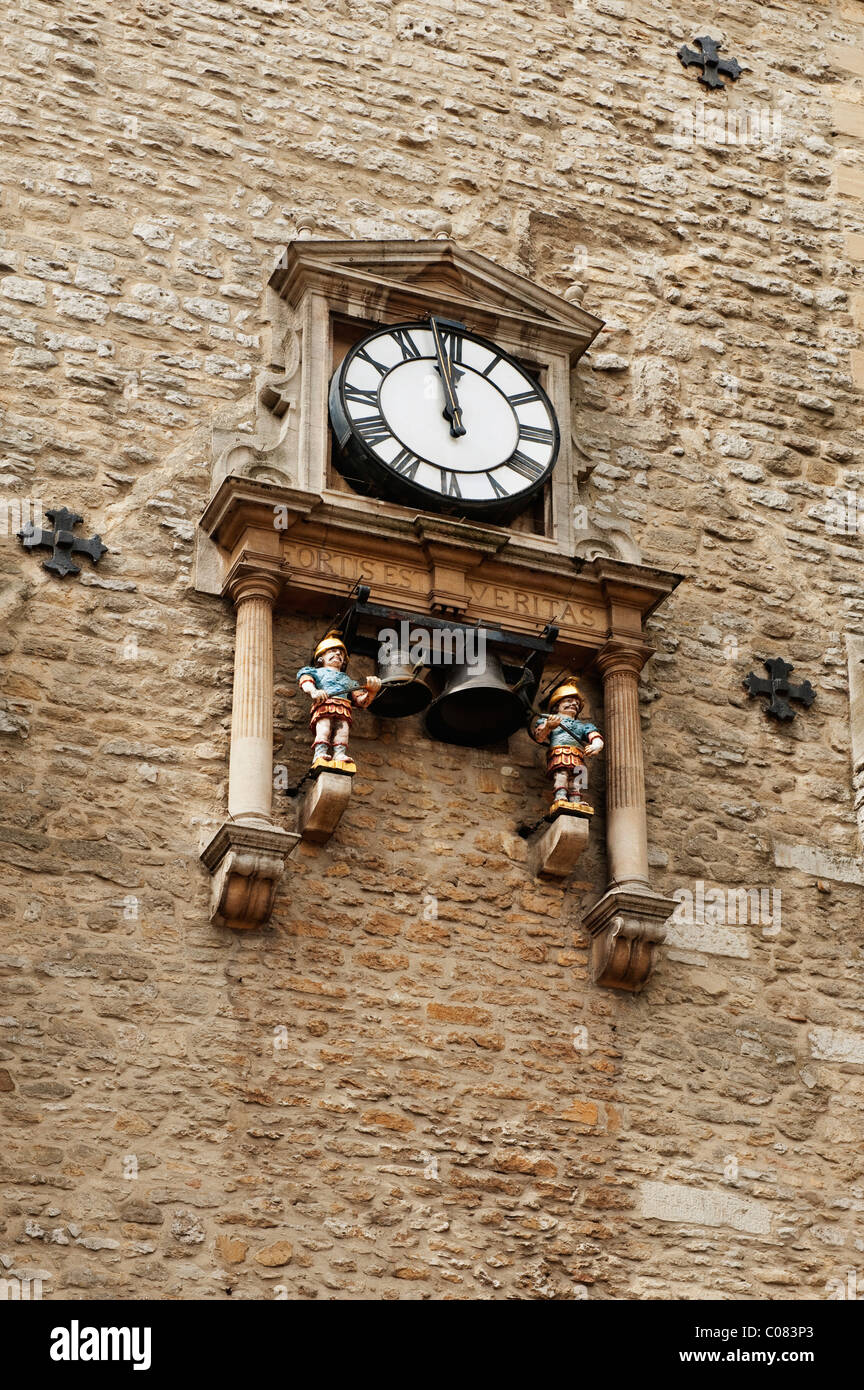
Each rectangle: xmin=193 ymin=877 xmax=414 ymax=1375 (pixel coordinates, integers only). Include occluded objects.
xmin=430 ymin=316 xmax=467 ymax=438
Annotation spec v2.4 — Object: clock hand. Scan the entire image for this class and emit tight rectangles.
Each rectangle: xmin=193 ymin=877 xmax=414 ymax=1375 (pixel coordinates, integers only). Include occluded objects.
xmin=429 ymin=315 xmax=467 ymax=438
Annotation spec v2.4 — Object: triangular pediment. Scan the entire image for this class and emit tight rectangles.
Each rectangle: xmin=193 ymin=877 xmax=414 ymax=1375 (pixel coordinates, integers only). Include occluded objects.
xmin=269 ymin=238 xmax=603 ymax=356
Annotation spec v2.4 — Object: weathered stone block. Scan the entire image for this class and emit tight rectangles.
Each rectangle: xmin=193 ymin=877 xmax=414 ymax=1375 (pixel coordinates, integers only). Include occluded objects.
xmin=527 ymin=811 xmax=590 ymax=878
xmin=297 ymin=769 xmax=354 ymax=845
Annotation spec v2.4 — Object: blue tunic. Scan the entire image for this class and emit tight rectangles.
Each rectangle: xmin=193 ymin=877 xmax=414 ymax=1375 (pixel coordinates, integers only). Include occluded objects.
xmin=296 ymin=666 xmax=360 ymax=697
xmin=533 ymin=714 xmax=600 ymax=750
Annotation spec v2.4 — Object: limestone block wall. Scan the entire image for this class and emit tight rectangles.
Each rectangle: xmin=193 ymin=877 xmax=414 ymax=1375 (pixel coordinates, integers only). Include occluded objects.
xmin=0 ymin=0 xmax=863 ymax=1299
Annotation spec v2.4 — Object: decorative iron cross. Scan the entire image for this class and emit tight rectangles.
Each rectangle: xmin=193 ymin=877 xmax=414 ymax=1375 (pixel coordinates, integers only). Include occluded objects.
xmin=678 ymin=36 xmax=743 ymax=90
xmin=18 ymin=506 xmax=108 ymax=577
xmin=744 ymin=658 xmax=816 ymax=721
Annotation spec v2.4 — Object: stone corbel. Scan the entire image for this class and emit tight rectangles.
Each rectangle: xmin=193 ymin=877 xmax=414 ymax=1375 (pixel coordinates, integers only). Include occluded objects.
xmin=297 ymin=769 xmax=354 ymax=844
xmin=528 ymin=810 xmax=591 ymax=878
xmin=201 ymin=821 xmax=299 ymax=931
xmin=583 ymin=887 xmax=672 ymax=992
xmin=583 ymin=637 xmax=674 ymax=991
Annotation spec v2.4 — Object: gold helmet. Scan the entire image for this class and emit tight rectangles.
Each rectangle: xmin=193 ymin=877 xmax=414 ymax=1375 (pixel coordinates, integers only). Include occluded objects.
xmin=547 ymin=679 xmax=584 ymax=712
xmin=314 ymin=634 xmax=347 ymax=664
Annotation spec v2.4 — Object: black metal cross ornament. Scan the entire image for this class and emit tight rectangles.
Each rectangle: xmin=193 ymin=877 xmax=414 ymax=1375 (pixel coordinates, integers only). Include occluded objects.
xmin=678 ymin=36 xmax=743 ymax=90
xmin=18 ymin=506 xmax=108 ymax=577
xmin=744 ymin=658 xmax=816 ymax=721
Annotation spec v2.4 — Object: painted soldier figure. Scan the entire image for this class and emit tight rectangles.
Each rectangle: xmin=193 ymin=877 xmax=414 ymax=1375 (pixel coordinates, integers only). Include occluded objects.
xmin=296 ymin=635 xmax=381 ymax=775
xmin=530 ymin=678 xmax=604 ymax=816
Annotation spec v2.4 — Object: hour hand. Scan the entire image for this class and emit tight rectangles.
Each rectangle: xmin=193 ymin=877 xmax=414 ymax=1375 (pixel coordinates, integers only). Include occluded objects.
xmin=429 ymin=315 xmax=467 ymax=438
xmin=439 ymin=379 xmax=467 ymax=437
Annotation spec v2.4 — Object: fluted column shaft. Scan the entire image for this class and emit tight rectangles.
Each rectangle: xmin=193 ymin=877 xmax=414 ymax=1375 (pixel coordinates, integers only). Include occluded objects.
xmin=596 ymin=642 xmax=651 ymax=892
xmin=227 ymin=574 xmax=280 ymax=825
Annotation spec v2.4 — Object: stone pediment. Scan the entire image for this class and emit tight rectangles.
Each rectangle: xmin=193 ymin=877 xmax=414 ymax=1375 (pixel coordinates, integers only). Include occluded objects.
xmin=268 ymin=238 xmax=603 ymax=359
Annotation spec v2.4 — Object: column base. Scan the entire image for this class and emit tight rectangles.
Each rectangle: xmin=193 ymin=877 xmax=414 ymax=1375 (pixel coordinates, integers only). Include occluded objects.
xmin=528 ymin=810 xmax=591 ymax=878
xmin=583 ymin=886 xmax=675 ymax=992
xmin=298 ymin=769 xmax=354 ymax=844
xmin=201 ymin=821 xmax=299 ymax=931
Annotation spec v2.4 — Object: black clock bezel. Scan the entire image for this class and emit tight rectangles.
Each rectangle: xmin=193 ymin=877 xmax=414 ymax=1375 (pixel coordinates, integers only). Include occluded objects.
xmin=328 ymin=319 xmax=560 ymax=525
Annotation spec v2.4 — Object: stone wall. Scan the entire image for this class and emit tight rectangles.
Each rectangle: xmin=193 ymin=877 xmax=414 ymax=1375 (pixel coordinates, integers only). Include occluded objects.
xmin=1 ymin=0 xmax=863 ymax=1299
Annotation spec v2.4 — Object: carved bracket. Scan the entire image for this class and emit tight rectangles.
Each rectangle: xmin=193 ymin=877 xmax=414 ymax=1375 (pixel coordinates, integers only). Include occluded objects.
xmin=298 ymin=769 xmax=354 ymax=844
xmin=528 ymin=810 xmax=591 ymax=878
xmin=201 ymin=821 xmax=299 ymax=931
xmin=583 ymin=886 xmax=674 ymax=992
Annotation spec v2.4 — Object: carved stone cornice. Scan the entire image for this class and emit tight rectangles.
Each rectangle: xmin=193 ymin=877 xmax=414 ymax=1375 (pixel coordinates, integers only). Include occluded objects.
xmin=198 ymin=476 xmax=683 ymax=662
xmin=201 ymin=480 xmax=321 ymax=556
xmin=267 ymin=238 xmax=604 ymax=362
xmin=413 ymin=513 xmax=509 ymax=558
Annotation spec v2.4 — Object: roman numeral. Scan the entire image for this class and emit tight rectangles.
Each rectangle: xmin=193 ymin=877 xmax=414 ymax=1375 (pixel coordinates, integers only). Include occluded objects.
xmin=508 ymin=387 xmax=542 ymax=406
xmin=518 ymin=423 xmax=554 ymax=446
xmin=442 ymin=330 xmax=463 ymax=364
xmin=439 ymin=470 xmax=462 ymax=498
xmin=482 ymin=354 xmax=502 ymax=377
xmin=391 ymin=448 xmax=421 ymax=479
xmin=355 ymin=346 xmax=389 ymax=376
xmin=507 ymin=450 xmax=544 ymax=481
xmin=487 ymin=473 xmax=509 ymax=498
xmin=355 ymin=414 xmax=391 ymax=446
xmin=392 ymin=328 xmax=422 ymax=361
xmin=344 ymin=382 xmax=380 ymax=408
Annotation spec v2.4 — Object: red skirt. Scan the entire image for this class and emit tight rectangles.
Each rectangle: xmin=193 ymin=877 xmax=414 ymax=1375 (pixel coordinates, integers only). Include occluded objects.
xmin=547 ymin=746 xmax=585 ymax=774
xmin=309 ymin=697 xmax=353 ymax=729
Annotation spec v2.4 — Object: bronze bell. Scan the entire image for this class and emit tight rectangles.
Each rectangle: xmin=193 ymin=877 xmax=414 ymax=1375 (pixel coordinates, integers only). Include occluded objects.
xmin=424 ymin=651 xmax=528 ymax=747
xmin=371 ymin=653 xmax=435 ymax=718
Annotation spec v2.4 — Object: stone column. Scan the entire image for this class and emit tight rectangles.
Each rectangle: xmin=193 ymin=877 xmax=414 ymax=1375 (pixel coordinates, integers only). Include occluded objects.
xmin=227 ymin=572 xmax=280 ymax=825
xmin=846 ymin=635 xmax=864 ymax=849
xmin=596 ymin=641 xmax=651 ymax=892
xmin=583 ymin=638 xmax=674 ymax=991
xmin=200 ymin=564 xmax=298 ymax=930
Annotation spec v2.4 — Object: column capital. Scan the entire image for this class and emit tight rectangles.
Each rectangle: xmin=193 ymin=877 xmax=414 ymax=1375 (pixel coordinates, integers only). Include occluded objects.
xmin=594 ymin=637 xmax=654 ymax=678
xmin=224 ymin=555 xmax=282 ymax=607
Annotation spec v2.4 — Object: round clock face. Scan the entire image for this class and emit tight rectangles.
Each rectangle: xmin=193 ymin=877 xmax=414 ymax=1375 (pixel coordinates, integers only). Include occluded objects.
xmin=328 ymin=319 xmax=560 ymax=522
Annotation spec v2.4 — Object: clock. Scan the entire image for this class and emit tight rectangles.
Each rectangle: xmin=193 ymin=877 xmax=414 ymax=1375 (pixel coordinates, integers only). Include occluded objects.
xmin=328 ymin=317 xmax=560 ymax=523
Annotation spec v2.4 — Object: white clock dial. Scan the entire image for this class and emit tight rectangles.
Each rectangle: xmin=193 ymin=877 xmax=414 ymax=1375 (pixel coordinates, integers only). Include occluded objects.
xmin=329 ymin=319 xmax=559 ymax=521
xmin=379 ymin=358 xmax=518 ymax=474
